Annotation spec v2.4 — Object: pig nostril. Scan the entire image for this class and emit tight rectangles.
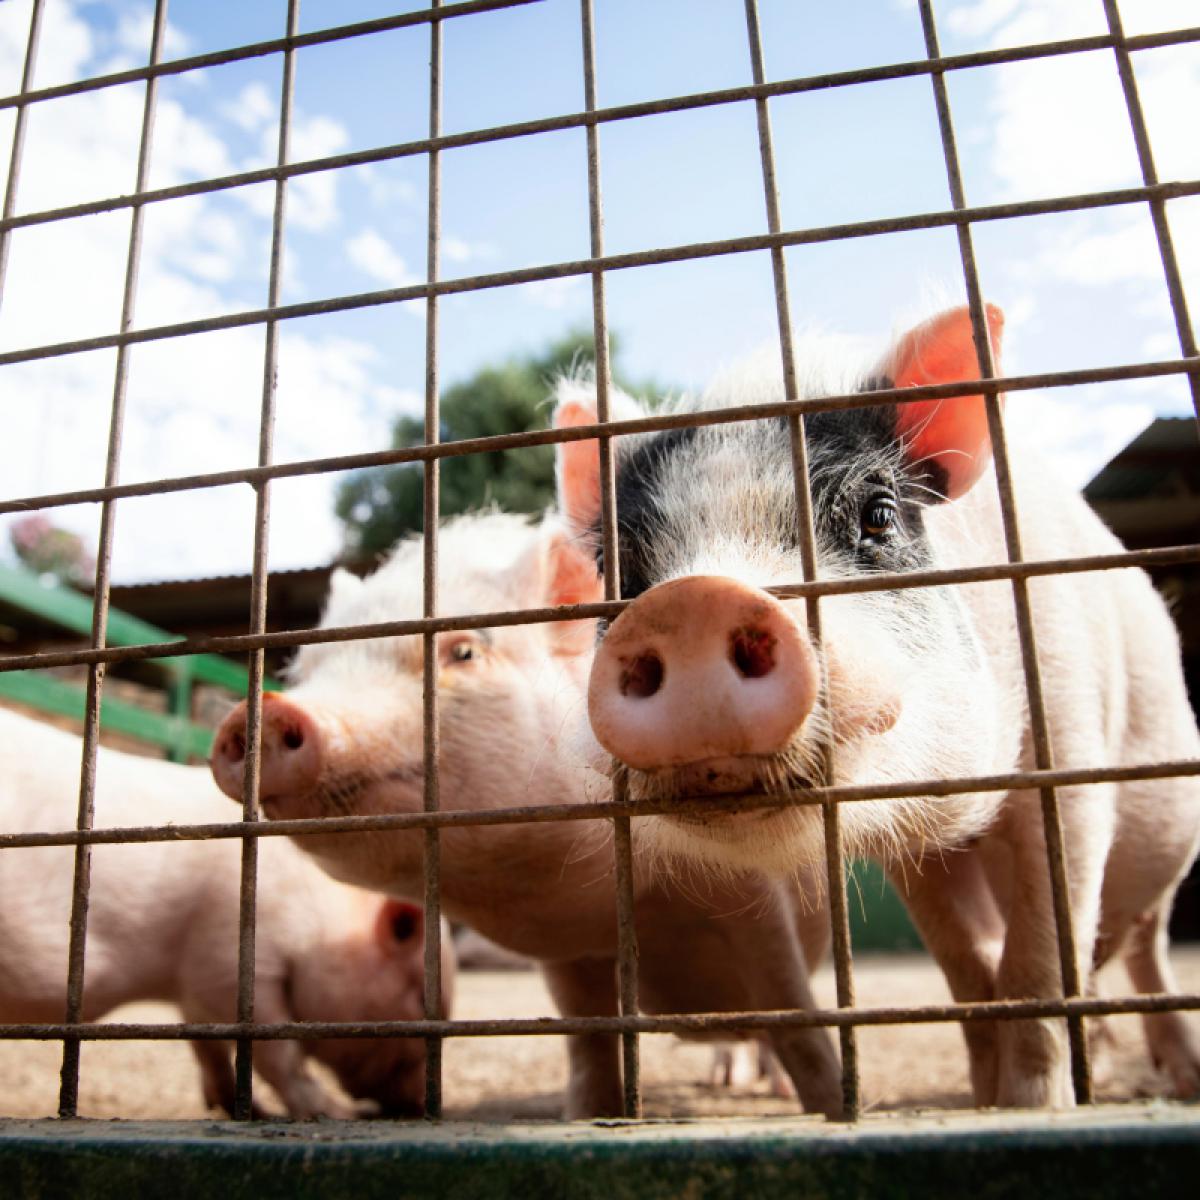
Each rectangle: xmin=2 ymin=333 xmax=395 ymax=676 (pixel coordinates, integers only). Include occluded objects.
xmin=731 ymin=627 xmax=777 ymax=679
xmin=226 ymin=731 xmax=246 ymax=763
xmin=281 ymin=725 xmax=305 ymax=751
xmin=619 ymin=652 xmax=664 ymax=699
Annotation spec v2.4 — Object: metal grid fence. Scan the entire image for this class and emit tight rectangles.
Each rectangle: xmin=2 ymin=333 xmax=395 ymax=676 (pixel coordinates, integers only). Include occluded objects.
xmin=0 ymin=0 xmax=1198 ymax=1127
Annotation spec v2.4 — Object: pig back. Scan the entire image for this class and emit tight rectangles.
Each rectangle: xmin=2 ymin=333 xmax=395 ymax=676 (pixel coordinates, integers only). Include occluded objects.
xmin=0 ymin=708 xmax=257 ymax=1015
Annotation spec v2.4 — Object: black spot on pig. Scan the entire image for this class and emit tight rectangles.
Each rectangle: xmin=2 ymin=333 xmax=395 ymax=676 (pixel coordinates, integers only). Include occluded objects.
xmin=597 ymin=382 xmax=950 ymax=613
xmin=589 ymin=425 xmax=699 ymax=601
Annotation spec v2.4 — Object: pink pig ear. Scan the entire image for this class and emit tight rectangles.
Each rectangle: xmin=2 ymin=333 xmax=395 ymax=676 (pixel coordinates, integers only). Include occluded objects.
xmin=554 ymin=398 xmax=602 ymax=533
xmin=544 ymin=527 xmax=603 ymax=656
xmin=375 ymin=900 xmax=423 ymax=952
xmin=882 ymin=304 xmax=1004 ymax=500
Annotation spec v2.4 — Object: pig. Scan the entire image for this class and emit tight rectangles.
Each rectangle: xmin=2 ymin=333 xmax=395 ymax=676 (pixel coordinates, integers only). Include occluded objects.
xmin=210 ymin=512 xmax=843 ymax=1119
xmin=0 ymin=705 xmax=450 ymax=1118
xmin=556 ymin=304 xmax=1200 ymax=1108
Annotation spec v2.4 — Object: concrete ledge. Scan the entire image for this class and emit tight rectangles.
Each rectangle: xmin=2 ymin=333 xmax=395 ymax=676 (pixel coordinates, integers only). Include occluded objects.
xmin=1 ymin=1104 xmax=1197 ymax=1199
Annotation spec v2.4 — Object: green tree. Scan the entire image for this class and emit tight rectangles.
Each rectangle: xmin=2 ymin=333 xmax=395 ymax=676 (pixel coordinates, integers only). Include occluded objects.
xmin=336 ymin=331 xmax=652 ymax=556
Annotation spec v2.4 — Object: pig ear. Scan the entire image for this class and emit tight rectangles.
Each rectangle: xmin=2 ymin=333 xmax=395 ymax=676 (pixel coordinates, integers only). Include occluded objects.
xmin=374 ymin=900 xmax=423 ymax=953
xmin=554 ymin=397 xmax=602 ymax=535
xmin=881 ymin=304 xmax=1004 ymax=501
xmin=546 ymin=527 xmax=603 ymax=656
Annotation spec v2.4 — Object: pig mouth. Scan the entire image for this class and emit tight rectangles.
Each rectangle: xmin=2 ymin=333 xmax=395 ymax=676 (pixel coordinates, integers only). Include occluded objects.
xmin=627 ymin=754 xmax=815 ymax=825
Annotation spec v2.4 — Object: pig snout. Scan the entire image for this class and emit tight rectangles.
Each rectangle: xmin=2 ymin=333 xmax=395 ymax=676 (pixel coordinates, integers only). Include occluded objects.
xmin=210 ymin=694 xmax=322 ymax=805
xmin=588 ymin=576 xmax=818 ymax=775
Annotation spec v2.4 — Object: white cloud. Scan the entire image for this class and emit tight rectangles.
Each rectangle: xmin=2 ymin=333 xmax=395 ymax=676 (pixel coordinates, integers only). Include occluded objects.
xmin=945 ymin=0 xmax=1022 ymax=41
xmin=357 ymin=163 xmax=420 ymax=210
xmin=941 ymin=0 xmax=1198 ymax=486
xmin=221 ymin=81 xmax=276 ymax=134
xmin=0 ymin=0 xmax=409 ymax=582
xmin=345 ymin=227 xmax=418 ymax=288
xmin=277 ymin=113 xmax=350 ymax=232
xmin=520 ymin=275 xmax=586 ymax=311
xmin=1006 ymin=385 xmax=1156 ymax=488
xmin=442 ymin=235 xmax=495 ymax=265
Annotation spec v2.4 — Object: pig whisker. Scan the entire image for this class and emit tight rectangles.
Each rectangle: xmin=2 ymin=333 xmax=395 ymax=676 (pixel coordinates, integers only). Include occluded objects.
xmin=561 ymin=818 xmax=613 ymax=873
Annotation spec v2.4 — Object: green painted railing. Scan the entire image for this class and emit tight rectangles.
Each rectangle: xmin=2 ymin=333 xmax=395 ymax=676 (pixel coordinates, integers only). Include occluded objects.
xmin=0 ymin=564 xmax=277 ymax=762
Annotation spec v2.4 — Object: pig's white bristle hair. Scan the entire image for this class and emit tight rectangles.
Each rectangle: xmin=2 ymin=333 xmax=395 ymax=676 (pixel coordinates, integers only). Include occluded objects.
xmin=550 ymin=370 xmax=648 ymax=424
xmin=286 ymin=509 xmax=556 ymax=686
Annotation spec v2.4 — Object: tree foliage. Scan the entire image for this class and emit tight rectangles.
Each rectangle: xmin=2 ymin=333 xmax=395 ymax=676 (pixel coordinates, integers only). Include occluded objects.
xmin=336 ymin=331 xmax=652 ymax=556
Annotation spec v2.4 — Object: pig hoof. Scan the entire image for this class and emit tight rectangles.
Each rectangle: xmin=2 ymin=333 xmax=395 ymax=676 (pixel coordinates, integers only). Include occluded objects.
xmin=1163 ymin=1055 xmax=1200 ymax=1100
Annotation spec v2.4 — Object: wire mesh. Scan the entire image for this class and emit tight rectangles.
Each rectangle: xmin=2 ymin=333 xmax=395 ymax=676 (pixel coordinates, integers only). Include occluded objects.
xmin=0 ymin=0 xmax=1197 ymax=1130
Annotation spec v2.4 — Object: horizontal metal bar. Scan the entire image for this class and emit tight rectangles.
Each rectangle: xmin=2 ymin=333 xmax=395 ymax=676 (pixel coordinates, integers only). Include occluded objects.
xmin=0 ymin=990 xmax=1196 ymax=1042
xmin=0 ymin=0 xmax=541 ymax=114
xmin=0 ymin=540 xmax=1197 ymax=676
xmin=1 ymin=756 xmax=1195 ymax=852
xmin=2 ymin=26 xmax=1200 ymax=229
xmin=1 ymin=356 xmax=1196 ymax=519
xmin=2 ymin=180 xmax=1198 ymax=370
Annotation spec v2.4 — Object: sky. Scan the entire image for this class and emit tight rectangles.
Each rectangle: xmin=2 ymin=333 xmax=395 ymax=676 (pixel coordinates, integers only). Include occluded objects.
xmin=0 ymin=0 xmax=1196 ymax=584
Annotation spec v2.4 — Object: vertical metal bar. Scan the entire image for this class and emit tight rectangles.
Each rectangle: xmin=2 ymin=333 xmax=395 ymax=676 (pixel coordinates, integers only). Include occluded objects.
xmin=1099 ymin=0 xmax=1199 ymax=422
xmin=743 ymin=0 xmax=858 ymax=1121
xmin=0 ymin=0 xmax=43 ymax=310
xmin=421 ymin=0 xmax=446 ymax=1122
xmin=580 ymin=0 xmax=641 ymax=1119
xmin=57 ymin=0 xmax=169 ymax=1118
xmin=232 ymin=0 xmax=299 ymax=1121
xmin=917 ymin=0 xmax=1091 ymax=1103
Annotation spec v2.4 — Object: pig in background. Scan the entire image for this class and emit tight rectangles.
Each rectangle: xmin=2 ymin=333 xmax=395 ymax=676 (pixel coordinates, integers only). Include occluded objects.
xmin=211 ymin=512 xmax=843 ymax=1119
xmin=0 ymin=705 xmax=450 ymax=1119
xmin=557 ymin=304 xmax=1200 ymax=1108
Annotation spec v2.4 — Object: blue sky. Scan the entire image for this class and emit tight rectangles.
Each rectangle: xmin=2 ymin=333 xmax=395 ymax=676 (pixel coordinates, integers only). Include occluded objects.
xmin=0 ymin=0 xmax=1196 ymax=581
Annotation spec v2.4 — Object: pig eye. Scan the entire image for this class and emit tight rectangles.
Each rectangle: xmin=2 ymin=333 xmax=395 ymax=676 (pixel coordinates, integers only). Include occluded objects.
xmin=446 ymin=638 xmax=482 ymax=665
xmin=860 ymin=497 xmax=897 ymax=539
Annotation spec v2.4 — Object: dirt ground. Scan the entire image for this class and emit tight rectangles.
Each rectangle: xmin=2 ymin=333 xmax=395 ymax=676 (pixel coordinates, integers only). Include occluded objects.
xmin=2 ymin=949 xmax=1197 ymax=1123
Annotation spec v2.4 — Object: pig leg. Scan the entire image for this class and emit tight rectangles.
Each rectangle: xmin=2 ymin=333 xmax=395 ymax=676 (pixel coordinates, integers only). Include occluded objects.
xmin=746 ymin=952 xmax=843 ymax=1118
xmin=251 ymin=983 xmax=358 ymax=1120
xmin=540 ymin=957 xmax=624 ymax=1119
xmin=184 ymin=986 xmax=356 ymax=1120
xmin=992 ymin=789 xmax=1116 ymax=1109
xmin=759 ymin=1041 xmax=794 ymax=1098
xmin=886 ymin=848 xmax=1005 ymax=1106
xmin=190 ymin=1040 xmax=237 ymax=1115
xmin=1122 ymin=904 xmax=1200 ymax=1098
xmin=189 ymin=1040 xmax=272 ymax=1119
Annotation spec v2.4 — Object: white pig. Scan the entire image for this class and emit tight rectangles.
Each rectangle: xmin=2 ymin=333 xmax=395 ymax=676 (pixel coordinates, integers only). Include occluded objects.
xmin=0 ymin=705 xmax=449 ymax=1118
xmin=557 ymin=304 xmax=1200 ymax=1108
xmin=210 ymin=512 xmax=843 ymax=1119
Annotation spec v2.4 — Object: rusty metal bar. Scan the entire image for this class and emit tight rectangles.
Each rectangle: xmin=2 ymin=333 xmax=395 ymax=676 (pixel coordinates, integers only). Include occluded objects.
xmin=3 ymin=541 xmax=1198 ymax=677
xmin=5 ymin=757 xmax=1195 ymax=854
xmin=4 ymin=989 xmax=1199 ymax=1044
xmin=1 ymin=0 xmax=1197 ymax=1131
xmin=0 ymin=0 xmax=540 ymax=115
xmin=56 ymin=0 xmax=169 ymax=1119
xmin=1100 ymin=0 xmax=1200 ymax=424
xmin=0 ymin=0 xmax=43 ymax=310
xmin=743 ymin=0 xmax=858 ymax=1122
xmin=3 ymin=181 xmax=1200 ymax=371
xmin=919 ymin=0 xmax=1091 ymax=1103
xmin=1 ymin=356 xmax=1195 ymax=519
xmin=421 ymin=0 xmax=446 ymax=1122
xmin=580 ymin=0 xmax=642 ymax=1121
xmin=229 ymin=0 xmax=299 ymax=1122
xmin=3 ymin=26 xmax=1198 ymax=236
